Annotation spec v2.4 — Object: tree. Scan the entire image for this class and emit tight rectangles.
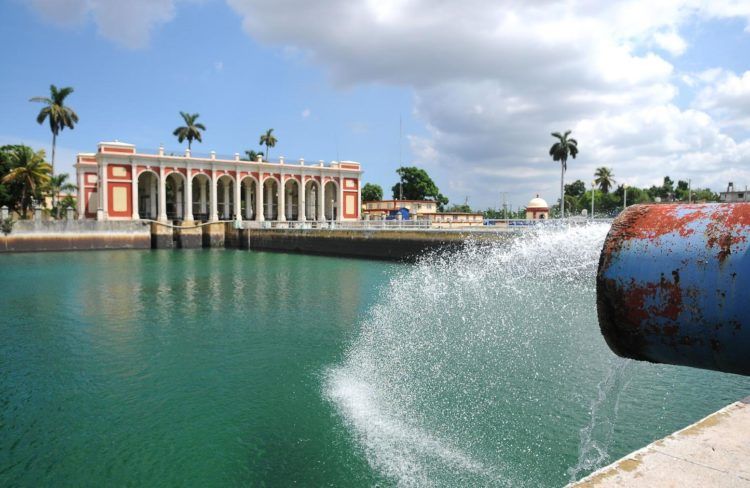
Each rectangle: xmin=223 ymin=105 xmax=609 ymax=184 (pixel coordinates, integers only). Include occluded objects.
xmin=172 ymin=112 xmax=206 ymax=150
xmin=446 ymin=203 xmax=472 ymax=213
xmin=390 ymin=166 xmax=448 ymax=210
xmin=30 ymin=84 xmax=78 ymax=175
xmin=45 ymin=173 xmax=77 ymax=218
xmin=259 ymin=129 xmax=277 ymax=161
xmin=361 ymin=183 xmax=383 ymax=202
xmin=594 ymin=167 xmax=616 ymax=193
xmin=565 ymin=180 xmax=587 ymax=198
xmin=243 ymin=149 xmax=264 ymax=161
xmin=549 ymin=130 xmax=579 ymax=217
xmin=1 ymin=147 xmax=51 ymax=218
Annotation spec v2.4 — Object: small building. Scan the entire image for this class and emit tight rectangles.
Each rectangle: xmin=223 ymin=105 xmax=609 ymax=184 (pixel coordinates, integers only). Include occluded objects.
xmin=75 ymin=141 xmax=362 ymax=222
xmin=720 ymin=182 xmax=750 ymax=203
xmin=362 ymin=200 xmax=438 ymax=219
xmin=420 ymin=212 xmax=484 ymax=228
xmin=525 ymin=195 xmax=549 ymax=220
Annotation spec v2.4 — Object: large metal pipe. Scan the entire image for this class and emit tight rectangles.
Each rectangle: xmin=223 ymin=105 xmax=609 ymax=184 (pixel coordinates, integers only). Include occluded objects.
xmin=597 ymin=203 xmax=750 ymax=375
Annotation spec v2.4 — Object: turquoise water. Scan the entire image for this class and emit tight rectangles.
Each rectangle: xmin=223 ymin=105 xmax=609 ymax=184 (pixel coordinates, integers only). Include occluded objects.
xmin=1 ymin=226 xmax=748 ymax=486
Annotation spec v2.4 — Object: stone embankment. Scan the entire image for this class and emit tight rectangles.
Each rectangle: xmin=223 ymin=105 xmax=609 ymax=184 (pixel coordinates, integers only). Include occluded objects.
xmin=0 ymin=220 xmax=510 ymax=260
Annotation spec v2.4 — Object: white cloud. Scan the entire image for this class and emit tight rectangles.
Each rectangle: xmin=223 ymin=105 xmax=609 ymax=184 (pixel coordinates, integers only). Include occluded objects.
xmin=653 ymin=29 xmax=688 ymax=56
xmin=214 ymin=60 xmax=224 ymax=72
xmin=25 ymin=0 xmax=750 ymax=206
xmin=694 ymin=70 xmax=750 ymax=128
xmin=223 ymin=0 xmax=750 ymax=206
xmin=301 ymin=108 xmax=311 ymax=118
xmin=27 ymin=0 xmax=179 ymax=49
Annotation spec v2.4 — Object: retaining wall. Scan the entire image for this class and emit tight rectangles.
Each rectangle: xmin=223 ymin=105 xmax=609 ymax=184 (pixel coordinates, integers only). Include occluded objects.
xmin=0 ymin=220 xmax=151 ymax=252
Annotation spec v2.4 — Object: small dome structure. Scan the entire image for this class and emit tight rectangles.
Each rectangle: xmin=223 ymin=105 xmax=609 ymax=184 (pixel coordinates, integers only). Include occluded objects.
xmin=527 ymin=196 xmax=548 ymax=209
xmin=526 ymin=194 xmax=550 ymax=220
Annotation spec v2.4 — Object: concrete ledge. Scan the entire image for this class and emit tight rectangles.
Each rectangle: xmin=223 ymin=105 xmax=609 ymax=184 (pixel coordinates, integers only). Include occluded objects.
xmin=569 ymin=400 xmax=750 ymax=487
xmin=244 ymin=228 xmax=507 ymax=260
xmin=0 ymin=220 xmax=151 ymax=252
xmin=202 ymin=223 xmax=225 ymax=248
xmin=174 ymin=223 xmax=202 ymax=249
xmin=150 ymin=222 xmax=174 ymax=249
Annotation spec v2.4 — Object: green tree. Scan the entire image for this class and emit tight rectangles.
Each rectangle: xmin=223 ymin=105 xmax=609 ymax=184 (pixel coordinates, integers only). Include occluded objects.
xmin=243 ymin=149 xmax=264 ymax=161
xmin=259 ymin=129 xmax=277 ymax=161
xmin=391 ymin=166 xmax=448 ymax=210
xmin=361 ymin=183 xmax=383 ymax=202
xmin=565 ymin=179 xmax=587 ymax=198
xmin=1 ymin=147 xmax=51 ymax=218
xmin=549 ymin=130 xmax=579 ymax=217
xmin=45 ymin=173 xmax=77 ymax=218
xmin=172 ymin=112 xmax=206 ymax=150
xmin=594 ymin=167 xmax=616 ymax=193
xmin=30 ymin=84 xmax=78 ymax=175
xmin=446 ymin=203 xmax=472 ymax=213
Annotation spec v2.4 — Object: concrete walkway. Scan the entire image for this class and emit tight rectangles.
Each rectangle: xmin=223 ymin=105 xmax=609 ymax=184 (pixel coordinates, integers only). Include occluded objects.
xmin=570 ymin=397 xmax=750 ymax=487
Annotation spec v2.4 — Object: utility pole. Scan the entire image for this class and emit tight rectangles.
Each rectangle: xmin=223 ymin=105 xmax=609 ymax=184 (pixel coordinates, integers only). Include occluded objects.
xmin=688 ymin=178 xmax=692 ymax=203
xmin=501 ymin=192 xmax=508 ymax=223
xmin=398 ymin=116 xmax=403 ymax=201
xmin=591 ymin=180 xmax=596 ymax=219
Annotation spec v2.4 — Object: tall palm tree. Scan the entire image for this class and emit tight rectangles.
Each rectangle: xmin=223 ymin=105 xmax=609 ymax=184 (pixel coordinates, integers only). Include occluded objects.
xmin=259 ymin=129 xmax=277 ymax=162
xmin=549 ymin=130 xmax=579 ymax=217
xmin=30 ymin=85 xmax=78 ymax=175
xmin=46 ymin=173 xmax=77 ymax=218
xmin=2 ymin=147 xmax=51 ymax=218
xmin=172 ymin=112 xmax=206 ymax=150
xmin=594 ymin=167 xmax=616 ymax=194
xmin=243 ymin=149 xmax=264 ymax=161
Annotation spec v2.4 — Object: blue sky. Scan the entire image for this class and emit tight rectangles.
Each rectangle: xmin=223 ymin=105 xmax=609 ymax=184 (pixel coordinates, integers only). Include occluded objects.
xmin=2 ymin=0 xmax=750 ymax=209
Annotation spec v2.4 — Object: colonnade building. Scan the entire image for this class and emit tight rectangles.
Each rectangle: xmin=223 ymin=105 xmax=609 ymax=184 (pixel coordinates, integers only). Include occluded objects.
xmin=75 ymin=141 xmax=362 ymax=223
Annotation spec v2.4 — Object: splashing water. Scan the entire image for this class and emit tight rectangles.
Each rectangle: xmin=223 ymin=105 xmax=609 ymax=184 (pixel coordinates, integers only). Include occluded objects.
xmin=325 ymin=223 xmax=625 ymax=486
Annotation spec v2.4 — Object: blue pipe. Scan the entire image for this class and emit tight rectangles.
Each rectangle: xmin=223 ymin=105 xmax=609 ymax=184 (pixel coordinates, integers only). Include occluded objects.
xmin=597 ymin=203 xmax=750 ymax=375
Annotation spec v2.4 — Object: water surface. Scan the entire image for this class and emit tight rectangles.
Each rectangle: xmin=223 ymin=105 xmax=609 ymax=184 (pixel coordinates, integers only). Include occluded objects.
xmin=1 ymin=228 xmax=748 ymax=486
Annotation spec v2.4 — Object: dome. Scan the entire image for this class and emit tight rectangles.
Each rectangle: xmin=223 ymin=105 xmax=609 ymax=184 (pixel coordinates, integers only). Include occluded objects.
xmin=527 ymin=195 xmax=548 ymax=209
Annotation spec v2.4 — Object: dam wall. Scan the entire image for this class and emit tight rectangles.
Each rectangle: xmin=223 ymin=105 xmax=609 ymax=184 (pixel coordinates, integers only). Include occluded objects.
xmin=0 ymin=220 xmax=509 ymax=259
xmin=0 ymin=220 xmax=151 ymax=253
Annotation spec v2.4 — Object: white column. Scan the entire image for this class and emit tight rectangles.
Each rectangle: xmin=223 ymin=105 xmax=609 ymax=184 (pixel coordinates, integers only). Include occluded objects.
xmin=185 ymin=170 xmax=194 ymax=222
xmin=265 ymin=180 xmax=273 ymax=220
xmin=131 ymin=164 xmax=139 ymax=220
xmin=299 ymin=179 xmax=306 ymax=221
xmin=337 ymin=178 xmax=344 ymax=221
xmin=256 ymin=179 xmax=264 ymax=222
xmin=199 ymin=177 xmax=207 ymax=214
xmin=100 ymin=162 xmax=108 ymax=220
xmin=222 ymin=180 xmax=230 ymax=219
xmin=234 ymin=172 xmax=241 ymax=221
xmin=77 ymin=170 xmax=85 ymax=219
xmin=318 ymin=180 xmax=325 ymax=221
xmin=210 ymin=169 xmax=218 ymax=221
xmin=278 ymin=176 xmax=286 ymax=221
xmin=158 ymin=166 xmax=167 ymax=221
xmin=244 ymin=181 xmax=252 ymax=220
xmin=150 ymin=175 xmax=157 ymax=218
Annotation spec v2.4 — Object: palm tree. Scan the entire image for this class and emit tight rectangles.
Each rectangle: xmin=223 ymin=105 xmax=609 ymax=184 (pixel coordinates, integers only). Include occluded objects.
xmin=30 ymin=85 xmax=78 ymax=175
xmin=594 ymin=167 xmax=616 ymax=194
xmin=46 ymin=173 xmax=77 ymax=218
xmin=549 ymin=130 xmax=579 ymax=217
xmin=172 ymin=112 xmax=206 ymax=150
xmin=243 ymin=149 xmax=264 ymax=161
xmin=259 ymin=129 xmax=277 ymax=162
xmin=2 ymin=147 xmax=51 ymax=218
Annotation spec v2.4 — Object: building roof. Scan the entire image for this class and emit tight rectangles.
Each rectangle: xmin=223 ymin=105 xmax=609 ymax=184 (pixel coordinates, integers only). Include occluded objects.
xmin=527 ymin=196 xmax=549 ymax=209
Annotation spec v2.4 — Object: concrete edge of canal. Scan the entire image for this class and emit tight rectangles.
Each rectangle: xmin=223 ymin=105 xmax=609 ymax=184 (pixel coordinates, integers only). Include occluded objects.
xmin=569 ymin=397 xmax=750 ymax=487
xmin=0 ymin=220 xmax=512 ymax=260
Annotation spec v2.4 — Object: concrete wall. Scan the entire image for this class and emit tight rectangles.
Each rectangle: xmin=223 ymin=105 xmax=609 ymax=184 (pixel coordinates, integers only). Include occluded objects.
xmin=244 ymin=228 xmax=505 ymax=260
xmin=0 ymin=220 xmax=151 ymax=252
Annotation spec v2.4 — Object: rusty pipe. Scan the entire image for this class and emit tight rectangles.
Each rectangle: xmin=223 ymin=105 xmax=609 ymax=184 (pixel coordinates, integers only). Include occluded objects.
xmin=597 ymin=203 xmax=750 ymax=376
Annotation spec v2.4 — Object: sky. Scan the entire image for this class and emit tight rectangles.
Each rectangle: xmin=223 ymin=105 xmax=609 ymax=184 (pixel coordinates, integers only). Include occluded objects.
xmin=1 ymin=0 xmax=750 ymax=210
